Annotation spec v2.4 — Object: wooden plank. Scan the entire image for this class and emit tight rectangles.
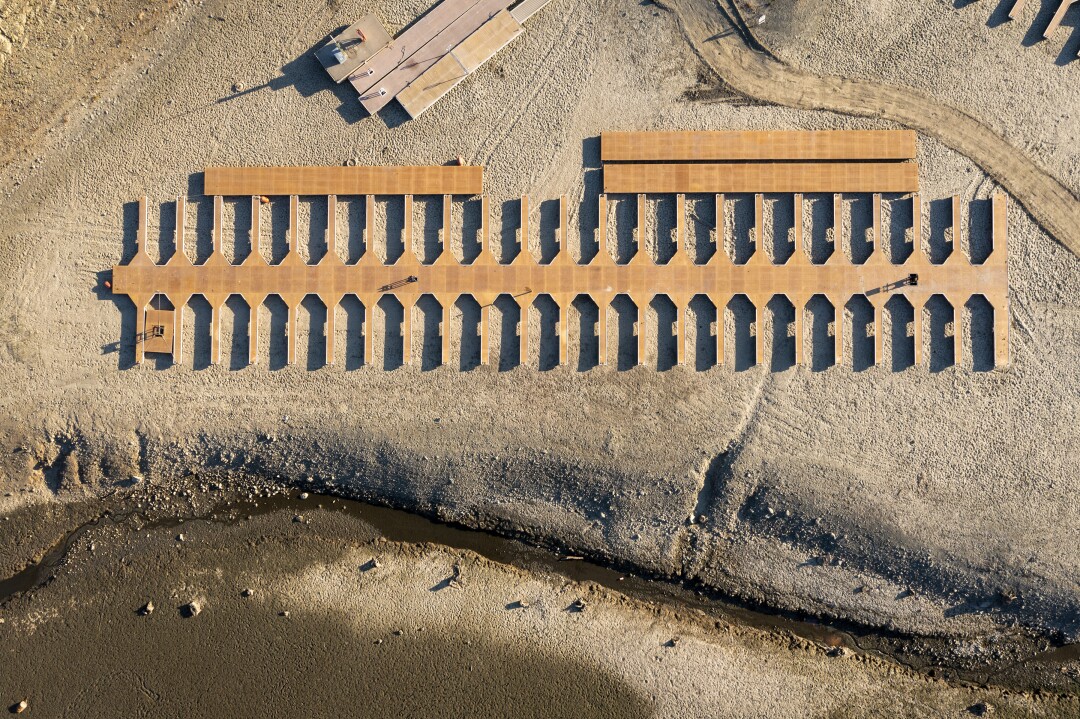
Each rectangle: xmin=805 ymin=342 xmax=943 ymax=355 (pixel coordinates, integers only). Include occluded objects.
xmin=317 ymin=15 xmax=392 ymax=84
xmin=1044 ymin=0 xmax=1078 ymax=38
xmin=204 ymin=166 xmax=483 ymax=197
xmin=350 ymin=0 xmax=483 ymax=96
xmin=600 ymin=130 xmax=918 ymax=162
xmin=397 ymin=10 xmax=523 ymax=119
xmin=360 ymin=0 xmax=514 ymax=114
xmin=509 ymin=0 xmax=553 ymax=22
xmin=603 ymin=163 xmax=919 ymax=194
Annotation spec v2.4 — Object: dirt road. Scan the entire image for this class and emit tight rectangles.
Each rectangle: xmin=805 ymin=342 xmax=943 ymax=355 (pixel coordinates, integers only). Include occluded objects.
xmin=665 ymin=0 xmax=1080 ymax=258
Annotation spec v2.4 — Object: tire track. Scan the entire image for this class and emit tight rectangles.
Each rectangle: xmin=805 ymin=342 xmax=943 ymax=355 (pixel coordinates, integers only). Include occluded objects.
xmin=665 ymin=0 xmax=1080 ymax=258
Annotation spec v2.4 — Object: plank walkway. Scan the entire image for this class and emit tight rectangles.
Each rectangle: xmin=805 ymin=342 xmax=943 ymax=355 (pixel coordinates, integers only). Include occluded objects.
xmin=114 ymin=191 xmax=1008 ymax=370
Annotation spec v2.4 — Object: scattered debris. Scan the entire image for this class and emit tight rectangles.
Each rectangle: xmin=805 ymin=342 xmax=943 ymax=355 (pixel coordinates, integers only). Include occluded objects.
xmin=561 ymin=555 xmax=584 ymax=561
xmin=138 ymin=600 xmax=154 ymax=616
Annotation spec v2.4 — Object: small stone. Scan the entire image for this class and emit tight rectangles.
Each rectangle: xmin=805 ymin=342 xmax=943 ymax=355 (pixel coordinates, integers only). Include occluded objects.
xmin=139 ymin=600 xmax=154 ymax=616
xmin=176 ymin=533 xmax=185 ymax=542
xmin=516 ymin=599 xmax=530 ymax=609
xmin=241 ymin=588 xmax=254 ymax=598
xmin=828 ymin=646 xmax=851 ymax=658
xmin=182 ymin=601 xmax=202 ymax=617
xmin=392 ymin=629 xmax=403 ymax=636
xmin=130 ymin=474 xmax=142 ymax=483
xmin=373 ymin=638 xmax=383 ymax=645
xmin=13 ymin=700 xmax=28 ymax=713
xmin=666 ymin=637 xmax=680 ymax=648
xmin=572 ymin=598 xmax=587 ymax=612
xmin=279 ymin=611 xmax=290 ymax=618
xmin=292 ymin=515 xmax=303 ymax=523
xmin=232 ymin=82 xmax=244 ymax=92
xmin=299 ymin=492 xmax=309 ymax=500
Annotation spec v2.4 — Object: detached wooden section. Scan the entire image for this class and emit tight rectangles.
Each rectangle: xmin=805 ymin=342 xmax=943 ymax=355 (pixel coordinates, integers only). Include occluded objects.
xmin=203 ymin=165 xmax=483 ymax=196
xmin=359 ymin=0 xmax=515 ymax=114
xmin=600 ymin=130 xmax=918 ymax=163
xmin=397 ymin=9 xmax=524 ymax=119
xmin=603 ymin=162 xmax=919 ymax=194
xmin=316 ymin=16 xmax=392 ymax=84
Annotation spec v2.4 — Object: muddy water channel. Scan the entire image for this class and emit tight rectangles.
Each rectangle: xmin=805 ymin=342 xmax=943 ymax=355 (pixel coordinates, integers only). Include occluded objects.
xmin=1 ymin=490 xmax=1077 ymax=704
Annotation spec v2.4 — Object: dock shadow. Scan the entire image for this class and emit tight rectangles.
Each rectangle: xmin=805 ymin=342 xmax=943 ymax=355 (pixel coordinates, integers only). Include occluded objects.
xmin=728 ymin=294 xmax=756 ymax=371
xmin=457 ymin=296 xmax=481 ymax=371
xmin=573 ymin=295 xmax=599 ymax=371
xmin=689 ymin=295 xmax=717 ymax=371
xmin=806 ymin=294 xmax=834 ymax=372
xmin=612 ymin=294 xmax=638 ymax=371
xmin=493 ymin=295 xmax=522 ymax=371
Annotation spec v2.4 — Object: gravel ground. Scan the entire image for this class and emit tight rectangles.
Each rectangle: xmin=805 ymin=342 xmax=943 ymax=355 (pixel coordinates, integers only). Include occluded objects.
xmin=0 ymin=0 xmax=1078 ymax=699
xmin=3 ymin=499 xmax=1075 ymax=718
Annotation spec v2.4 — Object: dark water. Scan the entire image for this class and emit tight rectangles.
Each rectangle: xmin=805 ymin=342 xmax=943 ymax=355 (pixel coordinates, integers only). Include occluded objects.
xmin=2 ymin=490 xmax=1077 ymax=694
xmin=0 ymin=496 xmax=653 ymax=718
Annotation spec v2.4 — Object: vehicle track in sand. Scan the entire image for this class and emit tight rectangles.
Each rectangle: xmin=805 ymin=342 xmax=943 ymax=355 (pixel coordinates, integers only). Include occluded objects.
xmin=664 ymin=0 xmax=1080 ymax=259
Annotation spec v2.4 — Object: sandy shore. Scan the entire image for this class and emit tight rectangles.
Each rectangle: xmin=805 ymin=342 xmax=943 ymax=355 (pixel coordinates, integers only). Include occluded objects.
xmin=3 ymin=492 xmax=1076 ymax=718
xmin=0 ymin=0 xmax=1078 ymax=707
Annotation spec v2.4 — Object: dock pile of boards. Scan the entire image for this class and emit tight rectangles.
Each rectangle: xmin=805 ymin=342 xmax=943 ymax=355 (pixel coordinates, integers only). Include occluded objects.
xmin=317 ymin=0 xmax=552 ymax=120
xmin=600 ymin=129 xmax=921 ymax=194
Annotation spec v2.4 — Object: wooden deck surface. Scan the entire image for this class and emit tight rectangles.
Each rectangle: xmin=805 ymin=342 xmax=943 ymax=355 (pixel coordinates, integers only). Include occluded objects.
xmin=319 ymin=16 xmax=392 ymax=83
xmin=603 ymin=162 xmax=919 ymax=194
xmin=349 ymin=0 xmax=480 ymax=97
xmin=397 ymin=9 xmax=523 ymax=118
xmin=360 ymin=0 xmax=514 ymax=114
xmin=600 ymin=130 xmax=918 ymax=162
xmin=115 ymin=191 xmax=1007 ymax=369
xmin=203 ymin=165 xmax=483 ymax=196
